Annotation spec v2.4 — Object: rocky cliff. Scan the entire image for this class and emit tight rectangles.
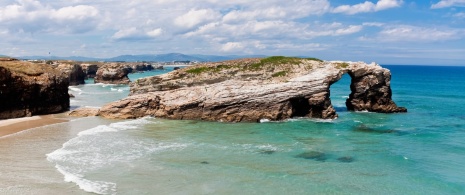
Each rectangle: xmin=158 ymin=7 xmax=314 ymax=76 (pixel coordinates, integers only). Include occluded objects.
xmin=55 ymin=63 xmax=86 ymax=85
xmin=0 ymin=59 xmax=69 ymax=119
xmin=83 ymin=57 xmax=406 ymax=122
xmin=94 ymin=63 xmax=131 ymax=84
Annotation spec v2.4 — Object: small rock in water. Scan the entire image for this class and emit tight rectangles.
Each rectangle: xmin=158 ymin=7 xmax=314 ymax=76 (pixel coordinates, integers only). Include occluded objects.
xmin=259 ymin=150 xmax=276 ymax=155
xmin=200 ymin=161 xmax=209 ymax=164
xmin=295 ymin=151 xmax=327 ymax=161
xmin=337 ymin=156 xmax=354 ymax=163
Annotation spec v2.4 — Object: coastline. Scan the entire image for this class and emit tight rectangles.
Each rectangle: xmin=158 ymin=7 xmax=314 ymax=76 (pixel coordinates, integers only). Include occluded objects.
xmin=0 ymin=115 xmax=68 ymax=138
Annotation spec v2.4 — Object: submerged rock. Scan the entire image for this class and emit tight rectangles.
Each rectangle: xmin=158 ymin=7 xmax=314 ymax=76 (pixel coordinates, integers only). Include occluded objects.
xmin=97 ymin=57 xmax=406 ymax=122
xmin=259 ymin=150 xmax=276 ymax=155
xmin=0 ymin=60 xmax=69 ymax=119
xmin=337 ymin=156 xmax=354 ymax=163
xmin=295 ymin=151 xmax=327 ymax=161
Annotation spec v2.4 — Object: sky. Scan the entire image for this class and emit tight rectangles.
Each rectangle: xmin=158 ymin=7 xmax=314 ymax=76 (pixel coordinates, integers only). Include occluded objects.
xmin=0 ymin=0 xmax=465 ymax=65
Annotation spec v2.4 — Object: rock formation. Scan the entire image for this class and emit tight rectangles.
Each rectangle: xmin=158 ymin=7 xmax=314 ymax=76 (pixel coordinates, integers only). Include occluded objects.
xmin=55 ymin=63 xmax=86 ymax=85
xmin=0 ymin=60 xmax=69 ymax=119
xmin=77 ymin=57 xmax=406 ymax=122
xmin=94 ymin=63 xmax=131 ymax=84
xmin=131 ymin=63 xmax=154 ymax=72
xmin=81 ymin=64 xmax=99 ymax=79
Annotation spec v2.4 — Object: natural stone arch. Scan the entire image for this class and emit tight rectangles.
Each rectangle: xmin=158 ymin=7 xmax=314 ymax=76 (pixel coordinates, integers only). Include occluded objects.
xmin=76 ymin=58 xmax=406 ymax=122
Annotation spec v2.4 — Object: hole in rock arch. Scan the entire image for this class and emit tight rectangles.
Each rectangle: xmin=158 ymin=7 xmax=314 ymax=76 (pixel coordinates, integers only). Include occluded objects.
xmin=329 ymin=73 xmax=352 ymax=112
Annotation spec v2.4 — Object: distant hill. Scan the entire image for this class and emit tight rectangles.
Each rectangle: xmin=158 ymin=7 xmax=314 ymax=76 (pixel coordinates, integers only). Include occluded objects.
xmin=16 ymin=53 xmax=268 ymax=62
xmin=106 ymin=53 xmax=206 ymax=62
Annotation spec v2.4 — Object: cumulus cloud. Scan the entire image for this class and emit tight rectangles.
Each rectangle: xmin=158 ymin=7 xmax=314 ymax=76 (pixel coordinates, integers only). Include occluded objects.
xmin=332 ymin=0 xmax=402 ymax=15
xmin=431 ymin=0 xmax=465 ymax=9
xmin=0 ymin=0 xmax=100 ymax=34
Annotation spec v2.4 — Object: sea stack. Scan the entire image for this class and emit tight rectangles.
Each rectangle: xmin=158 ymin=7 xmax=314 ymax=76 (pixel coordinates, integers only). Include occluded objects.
xmin=89 ymin=57 xmax=406 ymax=122
xmin=94 ymin=63 xmax=131 ymax=84
xmin=0 ymin=58 xmax=69 ymax=119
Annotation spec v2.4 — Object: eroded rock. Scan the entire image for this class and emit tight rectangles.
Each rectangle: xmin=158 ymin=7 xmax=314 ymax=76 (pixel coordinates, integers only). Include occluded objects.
xmin=56 ymin=63 xmax=86 ymax=86
xmin=94 ymin=63 xmax=131 ymax=84
xmin=98 ymin=57 xmax=406 ymax=122
xmin=0 ymin=60 xmax=69 ymax=119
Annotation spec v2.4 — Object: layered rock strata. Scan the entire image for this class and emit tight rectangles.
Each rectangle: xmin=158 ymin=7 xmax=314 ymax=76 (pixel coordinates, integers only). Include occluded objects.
xmin=0 ymin=60 xmax=69 ymax=119
xmin=94 ymin=63 xmax=131 ymax=84
xmin=83 ymin=57 xmax=406 ymax=122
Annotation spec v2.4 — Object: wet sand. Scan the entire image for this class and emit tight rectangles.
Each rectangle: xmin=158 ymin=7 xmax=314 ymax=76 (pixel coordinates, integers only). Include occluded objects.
xmin=0 ymin=115 xmax=68 ymax=137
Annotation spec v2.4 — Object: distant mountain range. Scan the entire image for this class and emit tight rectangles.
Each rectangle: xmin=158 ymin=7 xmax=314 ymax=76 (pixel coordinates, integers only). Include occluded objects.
xmin=14 ymin=53 xmax=268 ymax=62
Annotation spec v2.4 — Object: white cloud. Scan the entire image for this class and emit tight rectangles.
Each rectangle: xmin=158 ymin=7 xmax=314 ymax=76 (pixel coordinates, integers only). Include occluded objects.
xmin=174 ymin=9 xmax=221 ymax=29
xmin=454 ymin=12 xmax=465 ymax=18
xmin=332 ymin=0 xmax=403 ymax=15
xmin=374 ymin=25 xmax=462 ymax=42
xmin=111 ymin=27 xmax=164 ymax=41
xmin=431 ymin=0 xmax=465 ymax=9
xmin=147 ymin=28 xmax=163 ymax=37
xmin=0 ymin=0 xmax=101 ymax=33
xmin=221 ymin=42 xmax=245 ymax=52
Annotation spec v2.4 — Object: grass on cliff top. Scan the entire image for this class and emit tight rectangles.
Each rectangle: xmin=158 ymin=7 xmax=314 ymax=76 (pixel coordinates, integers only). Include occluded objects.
xmin=335 ymin=62 xmax=349 ymax=69
xmin=186 ymin=56 xmax=323 ymax=74
xmin=0 ymin=61 xmax=47 ymax=76
xmin=248 ymin=56 xmax=322 ymax=70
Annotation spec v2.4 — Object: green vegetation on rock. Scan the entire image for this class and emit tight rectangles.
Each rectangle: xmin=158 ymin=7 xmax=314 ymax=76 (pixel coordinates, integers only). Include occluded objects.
xmin=185 ymin=56 xmax=323 ymax=75
xmin=272 ymin=71 xmax=288 ymax=77
xmin=336 ymin=62 xmax=349 ymax=69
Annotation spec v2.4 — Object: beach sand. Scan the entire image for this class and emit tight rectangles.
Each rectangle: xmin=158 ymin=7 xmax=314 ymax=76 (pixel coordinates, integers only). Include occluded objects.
xmin=0 ymin=115 xmax=68 ymax=138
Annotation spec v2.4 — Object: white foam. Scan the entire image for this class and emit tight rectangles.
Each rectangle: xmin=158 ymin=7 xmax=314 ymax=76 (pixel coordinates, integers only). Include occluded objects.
xmin=110 ymin=88 xmax=118 ymax=91
xmin=259 ymin=119 xmax=271 ymax=123
xmin=56 ymin=165 xmax=116 ymax=195
xmin=47 ymin=117 xmax=184 ymax=195
xmin=78 ymin=125 xmax=118 ymax=136
xmin=69 ymin=87 xmax=82 ymax=92
xmin=117 ymin=89 xmax=124 ymax=92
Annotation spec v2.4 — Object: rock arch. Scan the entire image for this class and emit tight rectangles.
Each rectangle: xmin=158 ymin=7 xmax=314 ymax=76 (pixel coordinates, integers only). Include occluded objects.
xmin=80 ymin=59 xmax=407 ymax=122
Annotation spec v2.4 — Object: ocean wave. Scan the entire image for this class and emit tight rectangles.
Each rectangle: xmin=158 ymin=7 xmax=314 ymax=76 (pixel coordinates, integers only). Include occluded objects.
xmin=55 ymin=165 xmax=116 ymax=195
xmin=46 ymin=117 xmax=185 ymax=195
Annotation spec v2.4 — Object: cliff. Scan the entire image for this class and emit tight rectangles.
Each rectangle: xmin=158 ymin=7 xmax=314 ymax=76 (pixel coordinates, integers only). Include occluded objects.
xmin=0 ymin=59 xmax=69 ymax=119
xmin=55 ymin=63 xmax=86 ymax=86
xmin=76 ymin=57 xmax=406 ymax=122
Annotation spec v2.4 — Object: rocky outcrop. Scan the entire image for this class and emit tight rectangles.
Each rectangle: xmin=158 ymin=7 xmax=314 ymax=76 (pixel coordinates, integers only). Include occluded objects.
xmin=81 ymin=64 xmax=99 ymax=79
xmin=94 ymin=63 xmax=131 ymax=84
xmin=56 ymin=63 xmax=86 ymax=85
xmin=0 ymin=60 xmax=69 ymax=119
xmin=93 ymin=57 xmax=406 ymax=122
xmin=131 ymin=63 xmax=154 ymax=72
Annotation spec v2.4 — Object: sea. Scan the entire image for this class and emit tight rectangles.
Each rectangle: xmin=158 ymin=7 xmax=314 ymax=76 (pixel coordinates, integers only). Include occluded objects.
xmin=1 ymin=65 xmax=465 ymax=195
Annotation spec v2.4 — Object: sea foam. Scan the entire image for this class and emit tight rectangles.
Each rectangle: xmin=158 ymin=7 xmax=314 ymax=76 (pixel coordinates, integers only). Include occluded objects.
xmin=46 ymin=117 xmax=186 ymax=195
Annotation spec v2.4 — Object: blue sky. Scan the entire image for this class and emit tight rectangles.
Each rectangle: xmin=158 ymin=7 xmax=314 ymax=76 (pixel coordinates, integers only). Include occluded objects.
xmin=0 ymin=0 xmax=464 ymax=65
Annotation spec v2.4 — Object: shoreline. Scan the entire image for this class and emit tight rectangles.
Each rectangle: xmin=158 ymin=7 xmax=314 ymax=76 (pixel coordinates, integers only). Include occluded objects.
xmin=0 ymin=115 xmax=68 ymax=138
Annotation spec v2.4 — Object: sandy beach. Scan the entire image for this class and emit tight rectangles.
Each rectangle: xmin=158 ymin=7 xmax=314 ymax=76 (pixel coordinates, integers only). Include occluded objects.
xmin=0 ymin=115 xmax=68 ymax=138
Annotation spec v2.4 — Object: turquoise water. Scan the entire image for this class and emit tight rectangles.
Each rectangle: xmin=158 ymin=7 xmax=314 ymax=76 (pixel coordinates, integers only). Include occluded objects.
xmin=44 ymin=65 xmax=465 ymax=194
